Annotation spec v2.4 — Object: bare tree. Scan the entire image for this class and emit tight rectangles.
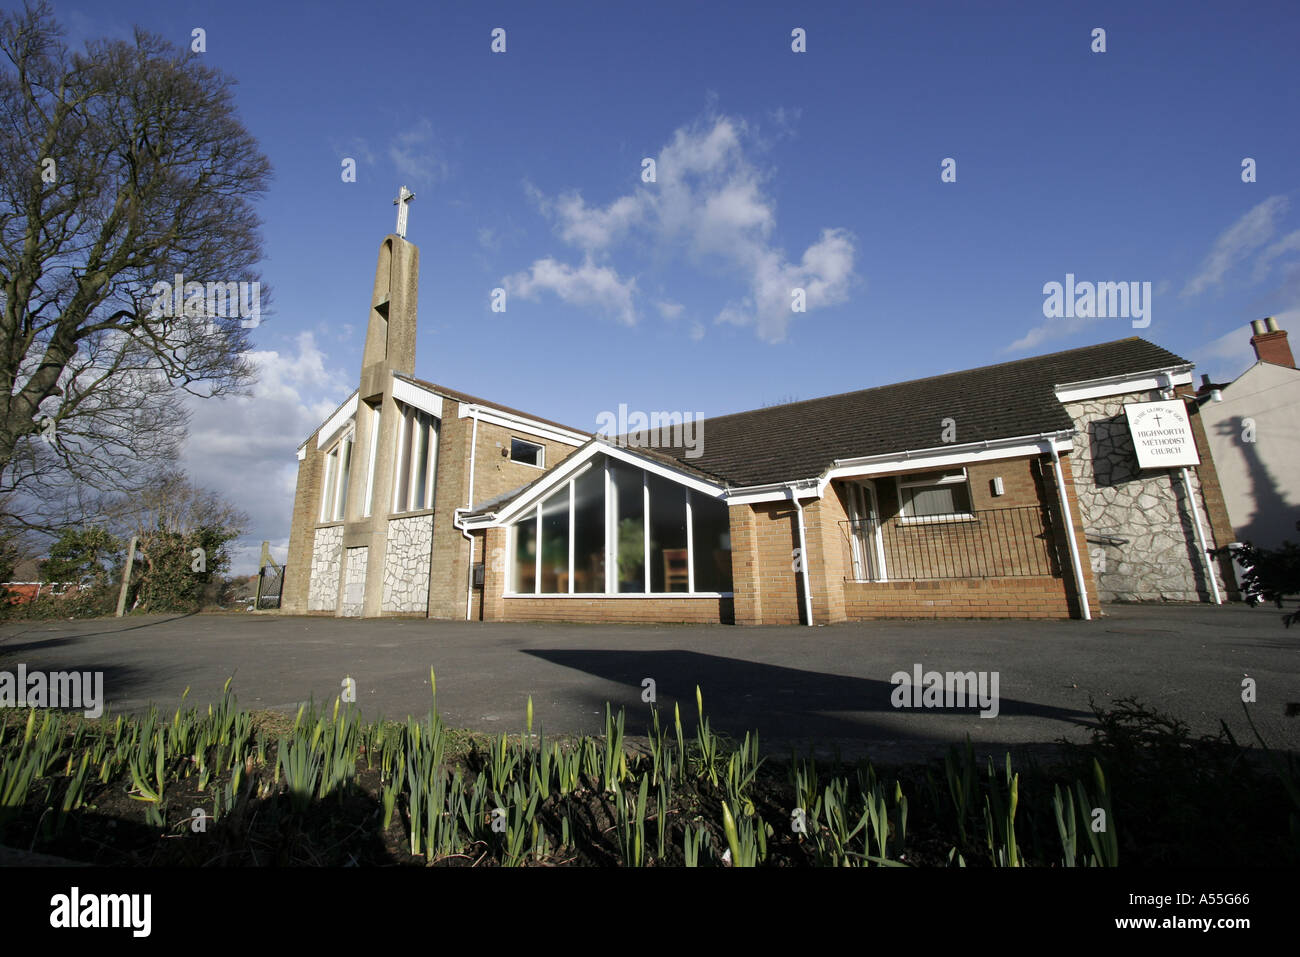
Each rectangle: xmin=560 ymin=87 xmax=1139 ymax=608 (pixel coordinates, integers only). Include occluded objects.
xmin=102 ymin=469 xmax=248 ymax=544
xmin=102 ymin=468 xmax=249 ymax=610
xmin=0 ymin=2 xmax=271 ymax=530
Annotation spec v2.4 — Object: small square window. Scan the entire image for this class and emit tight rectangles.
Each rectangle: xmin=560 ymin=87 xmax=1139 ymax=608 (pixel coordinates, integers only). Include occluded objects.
xmin=511 ymin=438 xmax=544 ymax=468
xmin=897 ymin=469 xmax=972 ymax=519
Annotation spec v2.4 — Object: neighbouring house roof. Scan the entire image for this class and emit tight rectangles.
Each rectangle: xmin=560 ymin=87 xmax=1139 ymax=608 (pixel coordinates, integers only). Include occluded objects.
xmin=642 ymin=337 xmax=1193 ymax=488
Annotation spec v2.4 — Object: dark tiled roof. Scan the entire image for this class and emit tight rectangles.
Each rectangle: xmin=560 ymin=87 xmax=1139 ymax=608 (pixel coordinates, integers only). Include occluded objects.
xmin=398 ymin=373 xmax=590 ymax=437
xmin=648 ymin=338 xmax=1192 ymax=488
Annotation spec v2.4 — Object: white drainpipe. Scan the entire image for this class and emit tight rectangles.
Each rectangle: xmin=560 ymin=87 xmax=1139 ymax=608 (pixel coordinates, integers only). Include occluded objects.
xmin=789 ymin=484 xmax=814 ymax=627
xmin=1179 ymin=466 xmax=1222 ymax=604
xmin=1046 ymin=441 xmax=1092 ymax=621
xmin=455 ymin=408 xmax=481 ymax=621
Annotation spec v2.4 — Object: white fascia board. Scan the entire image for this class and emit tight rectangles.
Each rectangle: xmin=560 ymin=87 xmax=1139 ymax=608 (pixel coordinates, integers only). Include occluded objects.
xmin=458 ymin=402 xmax=587 ymax=446
xmin=315 ymin=392 xmax=359 ymax=450
xmin=725 ymin=481 xmax=821 ymax=506
xmin=393 ymin=376 xmax=443 ymax=419
xmin=724 ymin=434 xmax=1075 ymax=504
xmin=597 ymin=442 xmax=729 ymax=497
xmin=820 ymin=436 xmax=1072 ymax=490
xmin=296 ymin=446 xmax=307 ymax=461
xmin=1054 ymin=367 xmax=1194 ymax=403
xmin=470 ymin=440 xmax=727 ymax=528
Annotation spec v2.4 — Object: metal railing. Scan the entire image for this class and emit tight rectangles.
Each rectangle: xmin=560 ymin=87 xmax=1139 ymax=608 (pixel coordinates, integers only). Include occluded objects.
xmin=842 ymin=505 xmax=1064 ymax=581
xmin=256 ymin=563 xmax=285 ymax=609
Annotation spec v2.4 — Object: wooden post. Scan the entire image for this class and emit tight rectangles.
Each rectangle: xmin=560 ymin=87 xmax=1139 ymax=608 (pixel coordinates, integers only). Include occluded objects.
xmin=115 ymin=535 xmax=137 ymax=617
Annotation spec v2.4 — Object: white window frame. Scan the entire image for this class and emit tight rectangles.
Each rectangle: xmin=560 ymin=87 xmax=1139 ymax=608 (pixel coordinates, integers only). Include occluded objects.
xmin=320 ymin=430 xmax=354 ymax=523
xmin=392 ymin=402 xmax=438 ymax=514
xmin=363 ymin=403 xmax=381 ymax=518
xmin=504 ymin=455 xmax=732 ymax=597
xmin=896 ymin=469 xmax=974 ymax=524
xmin=510 ymin=437 xmax=546 ymax=469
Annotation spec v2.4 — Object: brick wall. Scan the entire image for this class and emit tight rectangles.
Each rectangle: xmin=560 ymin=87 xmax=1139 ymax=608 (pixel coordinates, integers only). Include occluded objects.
xmin=844 ymin=576 xmax=1073 ymax=618
xmin=859 ymin=459 xmax=1059 ymax=582
xmin=427 ymin=410 xmax=585 ymax=619
xmin=829 ymin=455 xmax=1099 ymax=621
xmin=727 ymin=504 xmax=762 ymax=625
xmin=750 ymin=500 xmax=804 ymax=625
xmin=1180 ymin=385 xmax=1240 ymax=599
xmin=804 ymin=488 xmax=849 ymax=624
xmin=500 ymin=596 xmax=732 ymax=624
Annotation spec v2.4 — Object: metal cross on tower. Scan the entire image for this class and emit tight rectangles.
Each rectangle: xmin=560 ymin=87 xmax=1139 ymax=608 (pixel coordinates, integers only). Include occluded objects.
xmin=394 ymin=185 xmax=415 ymax=239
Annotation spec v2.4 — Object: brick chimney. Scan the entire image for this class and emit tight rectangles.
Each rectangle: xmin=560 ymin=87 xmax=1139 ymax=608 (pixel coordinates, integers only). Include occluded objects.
xmin=1250 ymin=316 xmax=1294 ymax=368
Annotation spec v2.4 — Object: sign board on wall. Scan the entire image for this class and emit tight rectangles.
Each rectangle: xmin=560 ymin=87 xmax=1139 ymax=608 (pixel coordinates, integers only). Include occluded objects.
xmin=1123 ymin=400 xmax=1201 ymax=469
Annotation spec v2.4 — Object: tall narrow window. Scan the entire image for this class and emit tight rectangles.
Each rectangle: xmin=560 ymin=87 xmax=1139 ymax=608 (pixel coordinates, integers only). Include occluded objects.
xmin=571 ymin=462 xmax=605 ymax=594
xmin=647 ymin=472 xmax=689 ymax=592
xmin=512 ymin=511 xmax=537 ymax=594
xmin=320 ymin=432 xmax=353 ymax=522
xmin=539 ymin=486 xmax=570 ymax=594
xmin=363 ymin=403 xmax=381 ymax=518
xmin=610 ymin=460 xmax=644 ymax=592
xmin=335 ymin=434 xmax=352 ymax=520
xmin=690 ymin=490 xmax=732 ymax=592
xmin=392 ymin=403 xmax=438 ymax=514
xmin=320 ymin=445 xmax=337 ymax=522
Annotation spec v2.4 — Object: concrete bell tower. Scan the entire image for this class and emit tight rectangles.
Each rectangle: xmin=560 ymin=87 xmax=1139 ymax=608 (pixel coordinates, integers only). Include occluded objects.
xmin=335 ymin=188 xmax=420 ymax=616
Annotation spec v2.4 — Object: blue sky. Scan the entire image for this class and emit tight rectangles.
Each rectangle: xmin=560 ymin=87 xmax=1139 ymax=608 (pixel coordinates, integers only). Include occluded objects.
xmin=27 ymin=0 xmax=1300 ymax=571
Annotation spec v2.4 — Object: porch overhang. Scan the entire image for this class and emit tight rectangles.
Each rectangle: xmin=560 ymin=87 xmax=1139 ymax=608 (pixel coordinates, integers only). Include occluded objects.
xmin=721 ymin=431 xmax=1076 ymax=504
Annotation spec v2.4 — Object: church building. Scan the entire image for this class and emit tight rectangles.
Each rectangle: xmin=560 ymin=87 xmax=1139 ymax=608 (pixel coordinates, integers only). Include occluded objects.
xmin=283 ymin=214 xmax=1238 ymax=625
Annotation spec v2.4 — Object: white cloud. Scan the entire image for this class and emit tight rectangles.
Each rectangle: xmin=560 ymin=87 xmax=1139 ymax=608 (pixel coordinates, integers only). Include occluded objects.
xmin=1195 ymin=325 xmax=1256 ymax=380
xmin=505 ymin=256 xmax=638 ymax=326
xmin=389 ymin=118 xmax=447 ymax=186
xmin=1183 ymin=196 xmax=1289 ymax=296
xmin=552 ymin=192 xmax=644 ymax=252
xmin=717 ymin=228 xmax=857 ymax=341
xmin=334 ymin=136 xmax=377 ymax=169
xmin=1002 ymin=318 xmax=1095 ymax=354
xmin=655 ymin=299 xmax=684 ymax=320
xmin=509 ymin=113 xmax=857 ymax=340
xmin=1253 ymin=229 xmax=1300 ymax=283
xmin=181 ymin=333 xmax=351 ymax=575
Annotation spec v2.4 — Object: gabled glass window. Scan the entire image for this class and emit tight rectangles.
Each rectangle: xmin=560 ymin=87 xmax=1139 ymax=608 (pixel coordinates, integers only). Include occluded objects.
xmin=506 ymin=453 xmax=732 ymax=595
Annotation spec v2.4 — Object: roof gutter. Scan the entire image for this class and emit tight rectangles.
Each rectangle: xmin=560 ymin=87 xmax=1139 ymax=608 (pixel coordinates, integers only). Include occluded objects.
xmin=828 ymin=430 xmax=1075 ymax=473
